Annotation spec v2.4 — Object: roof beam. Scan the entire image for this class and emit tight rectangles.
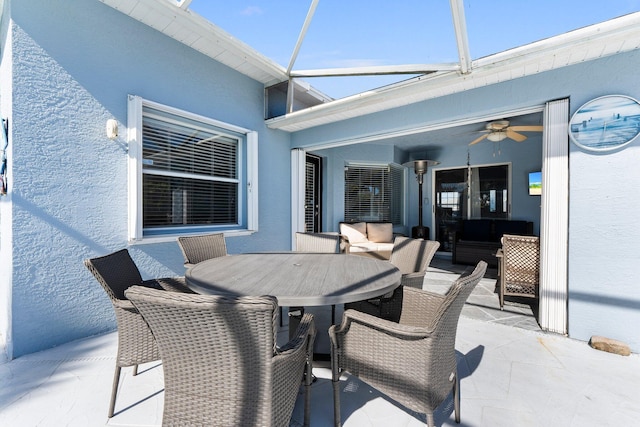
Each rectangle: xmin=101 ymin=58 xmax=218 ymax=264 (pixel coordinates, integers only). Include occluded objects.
xmin=290 ymin=63 xmax=459 ymax=78
xmin=449 ymin=0 xmax=471 ymax=74
xmin=287 ymin=0 xmax=320 ymax=75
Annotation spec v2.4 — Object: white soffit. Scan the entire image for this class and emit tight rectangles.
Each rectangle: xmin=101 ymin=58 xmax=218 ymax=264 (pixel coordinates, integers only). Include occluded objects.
xmin=99 ymin=0 xmax=287 ymax=86
xmin=267 ymin=12 xmax=640 ymax=132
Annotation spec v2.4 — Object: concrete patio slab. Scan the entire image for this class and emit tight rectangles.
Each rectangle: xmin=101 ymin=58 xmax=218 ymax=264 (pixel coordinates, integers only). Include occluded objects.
xmin=1 ymin=259 xmax=637 ymax=426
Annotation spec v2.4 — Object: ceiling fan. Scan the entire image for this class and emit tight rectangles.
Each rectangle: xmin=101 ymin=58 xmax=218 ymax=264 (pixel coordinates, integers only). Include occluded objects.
xmin=469 ymin=120 xmax=543 ymax=145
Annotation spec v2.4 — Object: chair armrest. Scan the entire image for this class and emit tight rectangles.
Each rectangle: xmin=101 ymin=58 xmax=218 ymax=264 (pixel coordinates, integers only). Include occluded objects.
xmin=139 ymin=279 xmax=165 ymax=290
xmin=331 ymin=308 xmax=431 ymax=341
xmin=112 ymin=298 xmax=136 ymax=310
xmin=400 ymin=272 xmax=426 ymax=289
xmin=148 ymin=277 xmax=195 ymax=293
xmin=276 ymin=313 xmax=316 ymax=356
xmin=338 ymin=234 xmax=351 ymax=253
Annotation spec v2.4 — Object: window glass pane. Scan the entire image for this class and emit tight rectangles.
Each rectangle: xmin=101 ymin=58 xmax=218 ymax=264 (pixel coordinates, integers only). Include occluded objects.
xmin=435 ymin=164 xmax=509 ymax=252
xmin=142 ymin=114 xmax=238 ymax=180
xmin=140 ymin=105 xmax=241 ymax=233
xmin=476 ymin=165 xmax=509 ymax=218
xmin=344 ymin=163 xmax=403 ymax=225
xmin=435 ymin=168 xmax=467 ymax=252
xmin=143 ymin=175 xmax=238 ymax=227
xmin=389 ymin=164 xmax=404 ymax=225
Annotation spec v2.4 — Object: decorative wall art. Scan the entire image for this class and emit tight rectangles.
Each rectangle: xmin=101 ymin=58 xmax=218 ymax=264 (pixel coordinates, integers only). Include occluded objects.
xmin=569 ymin=95 xmax=640 ymax=152
xmin=528 ymin=171 xmax=541 ymax=196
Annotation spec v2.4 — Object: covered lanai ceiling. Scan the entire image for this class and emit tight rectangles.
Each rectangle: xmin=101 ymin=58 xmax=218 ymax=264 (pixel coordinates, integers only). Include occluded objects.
xmin=100 ymin=0 xmax=640 ymax=135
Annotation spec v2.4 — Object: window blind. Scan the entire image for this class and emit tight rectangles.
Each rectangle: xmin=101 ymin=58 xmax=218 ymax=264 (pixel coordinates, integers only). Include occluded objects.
xmin=344 ymin=163 xmax=404 ymax=225
xmin=141 ymin=106 xmax=240 ymax=229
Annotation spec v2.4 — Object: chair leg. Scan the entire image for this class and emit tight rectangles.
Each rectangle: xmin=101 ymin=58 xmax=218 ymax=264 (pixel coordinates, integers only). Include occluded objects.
xmin=108 ymin=366 xmax=121 ymax=418
xmin=132 ymin=364 xmax=138 ymax=376
xmin=331 ymin=304 xmax=336 ymax=324
xmin=454 ymin=371 xmax=460 ymax=423
xmin=304 ymin=359 xmax=313 ymax=427
xmin=427 ymin=413 xmax=436 ymax=427
xmin=332 ymin=378 xmax=341 ymax=427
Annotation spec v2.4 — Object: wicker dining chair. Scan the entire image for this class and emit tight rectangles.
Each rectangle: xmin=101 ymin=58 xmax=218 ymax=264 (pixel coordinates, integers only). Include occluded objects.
xmin=330 ymin=261 xmax=487 ymax=427
xmin=497 ymin=234 xmax=540 ymax=309
xmin=345 ymin=236 xmax=440 ymax=322
xmin=125 ymin=286 xmax=316 ymax=427
xmin=177 ymin=232 xmax=228 ymax=268
xmin=84 ymin=249 xmax=165 ymax=418
xmin=294 ymin=232 xmax=342 ymax=325
xmin=295 ymin=232 xmax=341 ymax=253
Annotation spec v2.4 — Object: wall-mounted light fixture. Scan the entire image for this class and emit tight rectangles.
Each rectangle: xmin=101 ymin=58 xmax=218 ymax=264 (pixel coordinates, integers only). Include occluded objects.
xmin=106 ymin=119 xmax=118 ymax=140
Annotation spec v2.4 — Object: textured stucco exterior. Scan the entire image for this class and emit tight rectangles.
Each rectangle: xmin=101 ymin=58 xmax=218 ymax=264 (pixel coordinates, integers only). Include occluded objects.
xmin=3 ymin=0 xmax=293 ymax=357
xmin=1 ymin=0 xmax=639 ymax=360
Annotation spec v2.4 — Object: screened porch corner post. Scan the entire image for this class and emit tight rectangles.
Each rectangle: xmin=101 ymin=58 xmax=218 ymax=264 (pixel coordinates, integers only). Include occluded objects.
xmin=539 ymin=98 xmax=569 ymax=335
xmin=291 ymin=148 xmax=306 ymax=250
xmin=127 ymin=94 xmax=144 ymax=242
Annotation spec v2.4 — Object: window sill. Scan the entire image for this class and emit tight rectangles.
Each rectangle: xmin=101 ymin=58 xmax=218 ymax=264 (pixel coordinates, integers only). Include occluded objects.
xmin=129 ymin=229 xmax=257 ymax=245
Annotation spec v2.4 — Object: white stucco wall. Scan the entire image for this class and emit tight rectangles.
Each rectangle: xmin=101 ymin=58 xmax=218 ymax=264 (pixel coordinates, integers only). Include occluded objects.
xmin=7 ymin=0 xmax=293 ymax=357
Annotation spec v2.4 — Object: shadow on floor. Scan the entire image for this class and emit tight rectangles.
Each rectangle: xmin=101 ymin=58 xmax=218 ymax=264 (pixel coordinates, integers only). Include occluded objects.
xmin=429 ymin=255 xmax=541 ymax=331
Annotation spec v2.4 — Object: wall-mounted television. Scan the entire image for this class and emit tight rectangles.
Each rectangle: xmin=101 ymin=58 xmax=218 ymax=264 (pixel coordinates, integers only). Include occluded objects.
xmin=528 ymin=171 xmax=542 ymax=196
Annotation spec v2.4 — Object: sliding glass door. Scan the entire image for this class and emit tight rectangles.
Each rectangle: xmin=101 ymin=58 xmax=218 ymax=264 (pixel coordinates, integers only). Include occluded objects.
xmin=434 ymin=164 xmax=509 ymax=252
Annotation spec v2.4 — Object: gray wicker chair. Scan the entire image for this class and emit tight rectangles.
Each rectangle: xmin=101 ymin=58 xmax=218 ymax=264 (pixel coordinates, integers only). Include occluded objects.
xmin=295 ymin=232 xmax=341 ymax=253
xmin=330 ymin=261 xmax=487 ymax=427
xmin=295 ymin=232 xmax=341 ymax=324
xmin=345 ymin=236 xmax=440 ymax=322
xmin=84 ymin=249 xmax=166 ymax=418
xmin=497 ymin=234 xmax=540 ymax=309
xmin=177 ymin=232 xmax=228 ymax=268
xmin=125 ymin=286 xmax=316 ymax=427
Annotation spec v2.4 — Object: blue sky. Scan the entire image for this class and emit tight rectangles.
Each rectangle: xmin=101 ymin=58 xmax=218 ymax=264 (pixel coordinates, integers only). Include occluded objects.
xmin=189 ymin=1 xmax=640 ymax=98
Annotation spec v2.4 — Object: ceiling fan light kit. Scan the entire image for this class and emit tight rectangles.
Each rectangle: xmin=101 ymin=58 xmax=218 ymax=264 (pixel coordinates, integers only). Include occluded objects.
xmin=487 ymin=132 xmax=507 ymax=142
xmin=469 ymin=119 xmax=543 ymax=145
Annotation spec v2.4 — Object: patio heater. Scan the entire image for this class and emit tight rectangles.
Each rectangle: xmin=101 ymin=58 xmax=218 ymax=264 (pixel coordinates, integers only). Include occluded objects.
xmin=404 ymin=159 xmax=439 ymax=240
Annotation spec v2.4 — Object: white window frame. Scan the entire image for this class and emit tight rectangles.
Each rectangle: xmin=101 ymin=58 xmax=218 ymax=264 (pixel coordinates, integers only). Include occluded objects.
xmin=127 ymin=95 xmax=258 ymax=242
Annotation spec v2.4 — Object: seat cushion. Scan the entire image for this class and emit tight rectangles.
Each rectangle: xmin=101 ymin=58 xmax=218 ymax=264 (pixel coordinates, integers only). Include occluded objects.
xmin=367 ymin=223 xmax=393 ymax=243
xmin=340 ymin=222 xmax=368 ymax=243
xmin=348 ymin=242 xmax=394 ymax=253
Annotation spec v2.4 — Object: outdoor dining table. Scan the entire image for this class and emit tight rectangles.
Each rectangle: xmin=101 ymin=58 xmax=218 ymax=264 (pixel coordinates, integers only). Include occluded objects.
xmin=185 ymin=252 xmax=401 ymax=342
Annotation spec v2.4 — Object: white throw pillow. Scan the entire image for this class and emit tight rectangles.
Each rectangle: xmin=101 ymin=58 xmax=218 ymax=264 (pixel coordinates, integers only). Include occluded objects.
xmin=367 ymin=223 xmax=393 ymax=243
xmin=340 ymin=222 xmax=368 ymax=243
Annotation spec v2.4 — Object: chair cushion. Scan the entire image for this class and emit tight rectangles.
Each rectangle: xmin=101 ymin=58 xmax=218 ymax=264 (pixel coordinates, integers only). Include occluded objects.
xmin=340 ymin=222 xmax=368 ymax=243
xmin=367 ymin=223 xmax=393 ymax=243
xmin=348 ymin=241 xmax=394 ymax=253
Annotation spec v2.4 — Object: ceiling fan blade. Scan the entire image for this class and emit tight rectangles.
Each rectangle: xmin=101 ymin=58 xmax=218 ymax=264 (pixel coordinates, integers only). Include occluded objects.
xmin=469 ymin=134 xmax=489 ymax=145
xmin=509 ymin=125 xmax=543 ymax=132
xmin=506 ymin=129 xmax=527 ymax=142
